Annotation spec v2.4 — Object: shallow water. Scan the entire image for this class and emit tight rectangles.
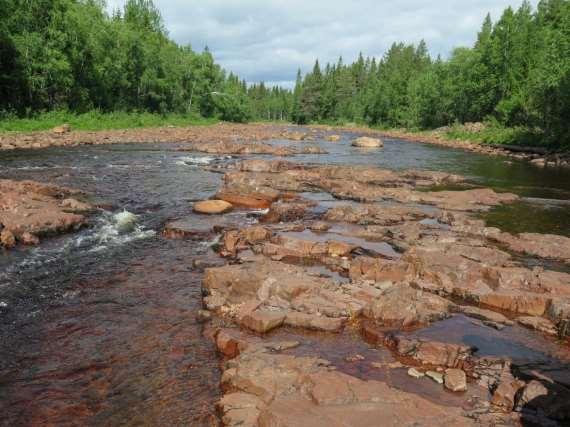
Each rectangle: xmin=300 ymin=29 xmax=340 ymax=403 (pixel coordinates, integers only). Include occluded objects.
xmin=1 ymin=133 xmax=569 ymax=425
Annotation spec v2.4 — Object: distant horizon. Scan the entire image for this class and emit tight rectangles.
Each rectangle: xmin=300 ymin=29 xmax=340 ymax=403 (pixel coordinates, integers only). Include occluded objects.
xmin=107 ymin=0 xmax=539 ymax=88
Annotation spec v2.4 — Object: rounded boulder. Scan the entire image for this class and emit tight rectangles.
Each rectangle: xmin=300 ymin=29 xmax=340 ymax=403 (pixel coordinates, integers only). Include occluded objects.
xmin=193 ymin=200 xmax=233 ymax=215
xmin=352 ymin=136 xmax=384 ymax=148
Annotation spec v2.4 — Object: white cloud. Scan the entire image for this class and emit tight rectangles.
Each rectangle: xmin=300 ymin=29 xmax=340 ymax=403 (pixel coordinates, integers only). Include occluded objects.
xmin=106 ymin=0 xmax=538 ymax=86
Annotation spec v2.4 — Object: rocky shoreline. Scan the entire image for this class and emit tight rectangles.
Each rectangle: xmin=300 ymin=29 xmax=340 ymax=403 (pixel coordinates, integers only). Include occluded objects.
xmin=162 ymin=157 xmax=570 ymax=426
xmin=1 ymin=121 xmax=568 ymax=168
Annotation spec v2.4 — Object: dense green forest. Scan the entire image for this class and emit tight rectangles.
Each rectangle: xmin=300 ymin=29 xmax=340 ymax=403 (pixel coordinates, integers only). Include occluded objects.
xmin=288 ymin=0 xmax=570 ymax=146
xmin=0 ymin=0 xmax=254 ymax=122
xmin=1 ymin=0 xmax=569 ymax=146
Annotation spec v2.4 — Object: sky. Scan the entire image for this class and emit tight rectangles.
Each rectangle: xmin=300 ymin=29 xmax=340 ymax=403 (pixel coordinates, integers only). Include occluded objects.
xmin=106 ymin=0 xmax=537 ymax=88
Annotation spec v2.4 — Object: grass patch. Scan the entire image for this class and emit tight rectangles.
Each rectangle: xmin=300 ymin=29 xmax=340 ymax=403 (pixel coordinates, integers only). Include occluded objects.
xmin=0 ymin=110 xmax=218 ymax=133
xmin=444 ymin=124 xmax=545 ymax=147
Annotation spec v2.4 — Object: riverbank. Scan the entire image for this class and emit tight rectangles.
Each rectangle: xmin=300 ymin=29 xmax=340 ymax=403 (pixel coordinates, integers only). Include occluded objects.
xmin=0 ymin=122 xmax=285 ymax=151
xmin=2 ymin=121 xmax=569 ymax=169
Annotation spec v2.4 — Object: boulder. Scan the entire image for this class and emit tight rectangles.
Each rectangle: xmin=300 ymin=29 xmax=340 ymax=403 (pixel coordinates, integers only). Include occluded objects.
xmin=218 ymin=392 xmax=262 ymax=427
xmin=326 ymin=135 xmax=341 ymax=142
xmin=221 ymin=226 xmax=272 ymax=256
xmin=21 ymin=232 xmax=40 ymax=245
xmin=491 ymin=372 xmax=525 ymax=412
xmin=193 ymin=200 xmax=233 ymax=214
xmin=0 ymin=229 xmax=16 ymax=248
xmin=216 ymin=189 xmax=277 ymax=209
xmin=352 ymin=136 xmax=383 ymax=148
xmin=240 ymin=310 xmax=286 ymax=334
xmin=444 ymin=369 xmax=467 ymax=392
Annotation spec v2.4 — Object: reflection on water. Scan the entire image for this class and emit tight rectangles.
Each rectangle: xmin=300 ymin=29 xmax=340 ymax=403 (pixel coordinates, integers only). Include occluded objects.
xmin=482 ymin=201 xmax=570 ymax=237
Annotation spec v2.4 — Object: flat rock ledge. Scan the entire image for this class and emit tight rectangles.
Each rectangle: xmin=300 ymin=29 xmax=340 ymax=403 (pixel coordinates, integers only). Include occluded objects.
xmin=0 ymin=179 xmax=91 ymax=248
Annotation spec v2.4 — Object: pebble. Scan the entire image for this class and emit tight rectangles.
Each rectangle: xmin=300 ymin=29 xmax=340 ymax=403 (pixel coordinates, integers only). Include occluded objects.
xmin=426 ymin=371 xmax=444 ymax=384
xmin=408 ymin=368 xmax=425 ymax=379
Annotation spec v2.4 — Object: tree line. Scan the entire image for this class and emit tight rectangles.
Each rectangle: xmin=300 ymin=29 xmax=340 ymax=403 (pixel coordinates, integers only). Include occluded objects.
xmin=0 ymin=0 xmax=257 ymax=121
xmin=285 ymin=0 xmax=570 ymax=146
xmin=1 ymin=0 xmax=568 ymax=146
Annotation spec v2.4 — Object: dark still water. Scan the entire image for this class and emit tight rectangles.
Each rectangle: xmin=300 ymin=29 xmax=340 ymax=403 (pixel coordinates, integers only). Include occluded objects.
xmin=0 ymin=134 xmax=569 ymax=425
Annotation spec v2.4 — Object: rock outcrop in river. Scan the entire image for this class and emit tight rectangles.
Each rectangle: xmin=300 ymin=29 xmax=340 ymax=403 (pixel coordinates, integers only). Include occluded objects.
xmin=189 ymin=158 xmax=570 ymax=426
xmin=2 ymin=126 xmax=570 ymax=426
xmin=0 ymin=179 xmax=91 ymax=248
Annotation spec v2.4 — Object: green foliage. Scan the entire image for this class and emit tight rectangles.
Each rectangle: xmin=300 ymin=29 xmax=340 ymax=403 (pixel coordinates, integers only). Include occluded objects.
xmin=0 ymin=0 xmax=254 ymax=122
xmin=0 ymin=110 xmax=216 ymax=133
xmin=284 ymin=1 xmax=570 ymax=146
xmin=2 ymin=0 xmax=569 ymax=143
xmin=445 ymin=123 xmax=545 ymax=147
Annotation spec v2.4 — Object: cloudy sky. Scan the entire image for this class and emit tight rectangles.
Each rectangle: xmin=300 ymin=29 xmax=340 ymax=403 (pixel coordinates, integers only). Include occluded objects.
xmin=107 ymin=0 xmax=536 ymax=87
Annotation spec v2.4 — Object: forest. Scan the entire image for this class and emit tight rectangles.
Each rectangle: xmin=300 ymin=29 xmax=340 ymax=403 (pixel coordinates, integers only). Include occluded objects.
xmin=1 ymin=0 xmax=569 ymax=146
xmin=289 ymin=0 xmax=570 ymax=147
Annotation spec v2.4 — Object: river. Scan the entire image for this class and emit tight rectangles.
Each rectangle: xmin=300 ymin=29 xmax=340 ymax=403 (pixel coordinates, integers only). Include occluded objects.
xmin=1 ymin=131 xmax=569 ymax=425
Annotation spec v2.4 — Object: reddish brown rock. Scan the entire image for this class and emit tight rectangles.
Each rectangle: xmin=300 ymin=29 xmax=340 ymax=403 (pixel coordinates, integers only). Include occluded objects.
xmin=220 ymin=346 xmax=475 ymax=427
xmin=203 ymin=260 xmax=364 ymax=331
xmin=309 ymin=221 xmax=331 ymax=232
xmin=21 ymin=232 xmax=40 ymax=245
xmin=458 ymin=306 xmax=514 ymax=326
xmin=386 ymin=336 xmax=474 ymax=369
xmin=491 ymin=372 xmax=525 ymax=412
xmin=240 ymin=310 xmax=286 ymax=334
xmin=221 ymin=225 xmax=272 ymax=256
xmin=218 ymin=392 xmax=263 ymax=427
xmin=349 ymin=257 xmax=409 ymax=283
xmin=0 ymin=179 xmax=88 ymax=247
xmin=325 ymin=204 xmax=431 ymax=226
xmin=216 ymin=189 xmax=277 ymax=209
xmin=60 ymin=198 xmax=92 ymax=212
xmin=193 ymin=199 xmax=233 ymax=214
xmin=362 ymin=285 xmax=454 ymax=327
xmin=492 ymin=232 xmax=570 ymax=263
xmin=444 ymin=369 xmax=468 ymax=392
xmin=284 ymin=312 xmax=344 ymax=332
xmin=260 ymin=200 xmax=313 ymax=223
xmin=516 ymin=316 xmax=558 ymax=336
xmin=0 ymin=229 xmax=16 ymax=248
xmin=261 ymin=234 xmax=356 ymax=260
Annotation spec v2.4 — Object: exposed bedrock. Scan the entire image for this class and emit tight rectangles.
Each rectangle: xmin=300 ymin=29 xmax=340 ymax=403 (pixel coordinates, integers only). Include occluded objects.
xmin=0 ymin=179 xmax=91 ymax=248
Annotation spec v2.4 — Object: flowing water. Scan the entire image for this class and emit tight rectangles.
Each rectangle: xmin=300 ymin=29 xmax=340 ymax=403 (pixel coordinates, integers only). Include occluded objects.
xmin=1 ymin=133 xmax=570 ymax=425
